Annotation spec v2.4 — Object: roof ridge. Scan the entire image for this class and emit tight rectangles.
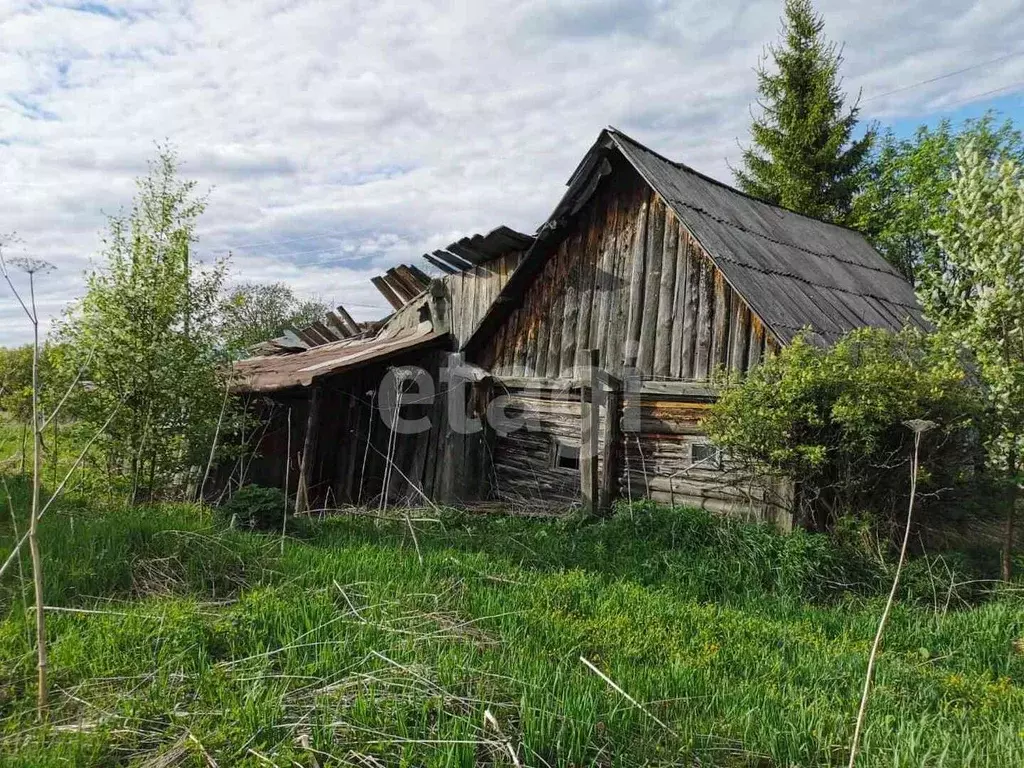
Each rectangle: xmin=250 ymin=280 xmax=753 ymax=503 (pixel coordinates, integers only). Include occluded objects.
xmin=604 ymin=126 xmax=884 ymax=243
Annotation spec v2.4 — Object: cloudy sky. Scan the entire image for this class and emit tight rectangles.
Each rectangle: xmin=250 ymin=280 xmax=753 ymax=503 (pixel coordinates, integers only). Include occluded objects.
xmin=2 ymin=0 xmax=1023 ymax=346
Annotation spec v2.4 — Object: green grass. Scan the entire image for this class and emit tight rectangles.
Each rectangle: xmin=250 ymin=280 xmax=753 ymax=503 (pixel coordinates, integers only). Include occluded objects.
xmin=0 ymin=479 xmax=1023 ymax=766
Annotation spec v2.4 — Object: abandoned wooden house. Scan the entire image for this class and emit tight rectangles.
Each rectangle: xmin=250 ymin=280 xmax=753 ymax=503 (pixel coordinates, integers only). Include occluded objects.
xmin=232 ymin=128 xmax=925 ymax=526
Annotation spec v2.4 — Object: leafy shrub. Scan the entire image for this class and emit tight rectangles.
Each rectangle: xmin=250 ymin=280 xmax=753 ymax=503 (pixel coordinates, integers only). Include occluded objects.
xmin=220 ymin=484 xmax=288 ymax=531
xmin=705 ymin=327 xmax=983 ymax=534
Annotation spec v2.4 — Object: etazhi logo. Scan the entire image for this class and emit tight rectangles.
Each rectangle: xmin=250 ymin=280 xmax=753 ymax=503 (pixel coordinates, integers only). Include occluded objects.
xmin=372 ymin=353 xmax=643 ymax=438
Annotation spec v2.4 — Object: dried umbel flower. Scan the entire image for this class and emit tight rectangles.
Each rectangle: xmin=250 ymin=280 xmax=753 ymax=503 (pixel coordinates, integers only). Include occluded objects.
xmin=5 ymin=257 xmax=55 ymax=275
xmin=903 ymin=418 xmax=937 ymax=434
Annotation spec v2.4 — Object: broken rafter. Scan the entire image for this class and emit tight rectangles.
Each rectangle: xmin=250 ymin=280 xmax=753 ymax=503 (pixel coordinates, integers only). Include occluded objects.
xmin=372 ymin=276 xmax=406 ymax=310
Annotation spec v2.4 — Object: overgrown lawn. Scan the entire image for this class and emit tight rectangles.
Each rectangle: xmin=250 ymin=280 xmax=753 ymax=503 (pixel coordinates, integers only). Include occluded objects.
xmin=0 ymin=481 xmax=1022 ymax=766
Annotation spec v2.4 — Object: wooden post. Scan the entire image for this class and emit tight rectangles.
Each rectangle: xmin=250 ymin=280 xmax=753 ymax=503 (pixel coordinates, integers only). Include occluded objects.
xmin=295 ymin=382 xmax=323 ymax=515
xmin=581 ymin=349 xmax=600 ymax=515
xmin=600 ymin=370 xmax=623 ymax=515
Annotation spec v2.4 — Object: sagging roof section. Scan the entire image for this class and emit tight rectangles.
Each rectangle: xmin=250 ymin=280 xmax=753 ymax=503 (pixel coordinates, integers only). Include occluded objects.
xmin=234 ymin=224 xmax=532 ymax=392
xmin=467 ymin=128 xmax=925 ymax=354
xmin=233 ymin=322 xmax=443 ymax=393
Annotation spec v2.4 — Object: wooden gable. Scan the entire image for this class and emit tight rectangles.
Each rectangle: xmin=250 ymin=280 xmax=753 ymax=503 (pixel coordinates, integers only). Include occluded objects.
xmin=477 ymin=158 xmax=779 ymax=381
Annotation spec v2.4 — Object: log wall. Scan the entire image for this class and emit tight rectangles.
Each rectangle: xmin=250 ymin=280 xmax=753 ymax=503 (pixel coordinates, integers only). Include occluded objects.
xmin=479 ymin=162 xmax=779 ymax=380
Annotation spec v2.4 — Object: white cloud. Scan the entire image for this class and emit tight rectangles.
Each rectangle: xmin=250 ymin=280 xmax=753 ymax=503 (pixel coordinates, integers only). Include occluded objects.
xmin=1 ymin=0 xmax=1023 ymax=345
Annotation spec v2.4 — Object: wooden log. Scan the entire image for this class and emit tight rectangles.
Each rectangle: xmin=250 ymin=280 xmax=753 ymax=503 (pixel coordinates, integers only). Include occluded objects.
xmin=594 ymin=192 xmax=617 ymax=365
xmin=575 ymin=206 xmax=597 ymax=372
xmin=581 ymin=349 xmax=600 ymax=514
xmin=710 ymin=271 xmax=730 ymax=373
xmin=559 ymin=233 xmax=581 ymax=377
xmin=544 ymin=240 xmax=567 ymax=377
xmin=624 ymin=195 xmax=649 ymax=369
xmin=747 ymin=317 xmax=764 ymax=370
xmin=694 ymin=254 xmax=713 ymax=378
xmin=637 ymin=195 xmax=664 ymax=375
xmin=678 ymin=231 xmax=699 ymax=379
xmin=599 ymin=372 xmax=623 ymax=515
xmin=654 ymin=213 xmax=678 ymax=378
xmin=295 ymin=383 xmax=323 ymax=514
xmin=729 ymin=301 xmax=750 ymax=373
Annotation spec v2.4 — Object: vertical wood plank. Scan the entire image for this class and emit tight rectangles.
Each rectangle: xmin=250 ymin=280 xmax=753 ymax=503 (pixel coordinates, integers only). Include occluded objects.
xmin=594 ymin=189 xmax=618 ymax=358
xmin=669 ymin=222 xmax=690 ymax=377
xmin=605 ymin=192 xmax=631 ymax=375
xmin=637 ymin=195 xmax=664 ymax=375
xmin=729 ymin=301 xmax=750 ymax=373
xmin=575 ymin=204 xmax=598 ymax=372
xmin=533 ymin=273 xmax=551 ymax=378
xmin=653 ymin=211 xmax=678 ymax=378
xmin=559 ymin=233 xmax=581 ymax=377
xmin=544 ymin=240 xmax=567 ymax=377
xmin=710 ymin=271 xmax=731 ymax=373
xmin=747 ymin=317 xmax=764 ymax=370
xmin=694 ymin=253 xmax=713 ymax=378
xmin=624 ymin=193 xmax=649 ymax=368
xmin=295 ymin=382 xmax=322 ymax=514
xmin=599 ymin=374 xmax=622 ymax=514
xmin=679 ymin=232 xmax=700 ymax=379
xmin=581 ymin=349 xmax=600 ymax=514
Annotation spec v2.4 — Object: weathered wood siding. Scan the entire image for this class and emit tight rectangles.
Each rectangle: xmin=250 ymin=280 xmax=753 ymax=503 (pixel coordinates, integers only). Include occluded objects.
xmin=489 ymin=386 xmax=607 ymax=507
xmin=620 ymin=395 xmax=792 ymax=527
xmin=445 ymin=251 xmax=526 ymax=348
xmin=479 ymin=163 xmax=779 ymax=380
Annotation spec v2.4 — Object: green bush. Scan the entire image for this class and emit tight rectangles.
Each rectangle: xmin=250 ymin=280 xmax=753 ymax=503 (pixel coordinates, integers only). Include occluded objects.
xmin=220 ymin=484 xmax=288 ymax=531
xmin=705 ymin=327 xmax=984 ymax=534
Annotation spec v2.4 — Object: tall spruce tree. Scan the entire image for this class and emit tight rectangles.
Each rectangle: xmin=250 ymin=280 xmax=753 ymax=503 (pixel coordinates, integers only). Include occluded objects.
xmin=735 ymin=0 xmax=872 ymax=223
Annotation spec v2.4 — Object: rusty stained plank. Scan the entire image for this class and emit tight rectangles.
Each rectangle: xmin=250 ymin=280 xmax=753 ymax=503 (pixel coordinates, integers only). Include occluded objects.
xmin=728 ymin=299 xmax=750 ymax=373
xmin=710 ymin=270 xmax=731 ymax=373
xmin=747 ymin=314 xmax=765 ymax=369
xmin=593 ymin=187 xmax=619 ymax=368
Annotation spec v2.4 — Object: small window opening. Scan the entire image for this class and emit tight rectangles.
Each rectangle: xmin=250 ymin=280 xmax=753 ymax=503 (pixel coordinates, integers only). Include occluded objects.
xmin=553 ymin=441 xmax=580 ymax=470
xmin=691 ymin=442 xmax=722 ymax=469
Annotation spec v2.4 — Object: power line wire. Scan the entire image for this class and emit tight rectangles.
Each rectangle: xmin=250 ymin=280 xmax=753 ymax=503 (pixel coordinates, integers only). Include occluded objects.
xmin=861 ymin=50 xmax=1024 ymax=104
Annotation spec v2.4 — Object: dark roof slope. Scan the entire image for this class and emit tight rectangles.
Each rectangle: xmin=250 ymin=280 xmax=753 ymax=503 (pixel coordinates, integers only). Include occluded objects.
xmin=607 ymin=129 xmax=926 ymax=345
xmin=466 ymin=128 xmax=926 ymax=354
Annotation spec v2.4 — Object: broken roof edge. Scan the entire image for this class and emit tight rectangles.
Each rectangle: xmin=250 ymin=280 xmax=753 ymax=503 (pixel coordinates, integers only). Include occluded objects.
xmin=231 ymin=324 xmax=448 ymax=394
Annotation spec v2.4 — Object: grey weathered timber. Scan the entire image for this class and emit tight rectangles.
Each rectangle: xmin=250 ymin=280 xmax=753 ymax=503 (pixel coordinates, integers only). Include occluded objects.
xmin=694 ymin=254 xmax=713 ymax=377
xmin=580 ymin=349 xmax=600 ymax=514
xmin=711 ymin=271 xmax=730 ymax=371
xmin=729 ymin=300 xmax=750 ymax=373
xmin=624 ymin=197 xmax=649 ymax=367
xmin=637 ymin=196 xmax=665 ymax=374
xmin=372 ymin=276 xmax=405 ymax=311
xmin=653 ymin=211 xmax=678 ymax=377
xmin=295 ymin=383 xmax=322 ymax=514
